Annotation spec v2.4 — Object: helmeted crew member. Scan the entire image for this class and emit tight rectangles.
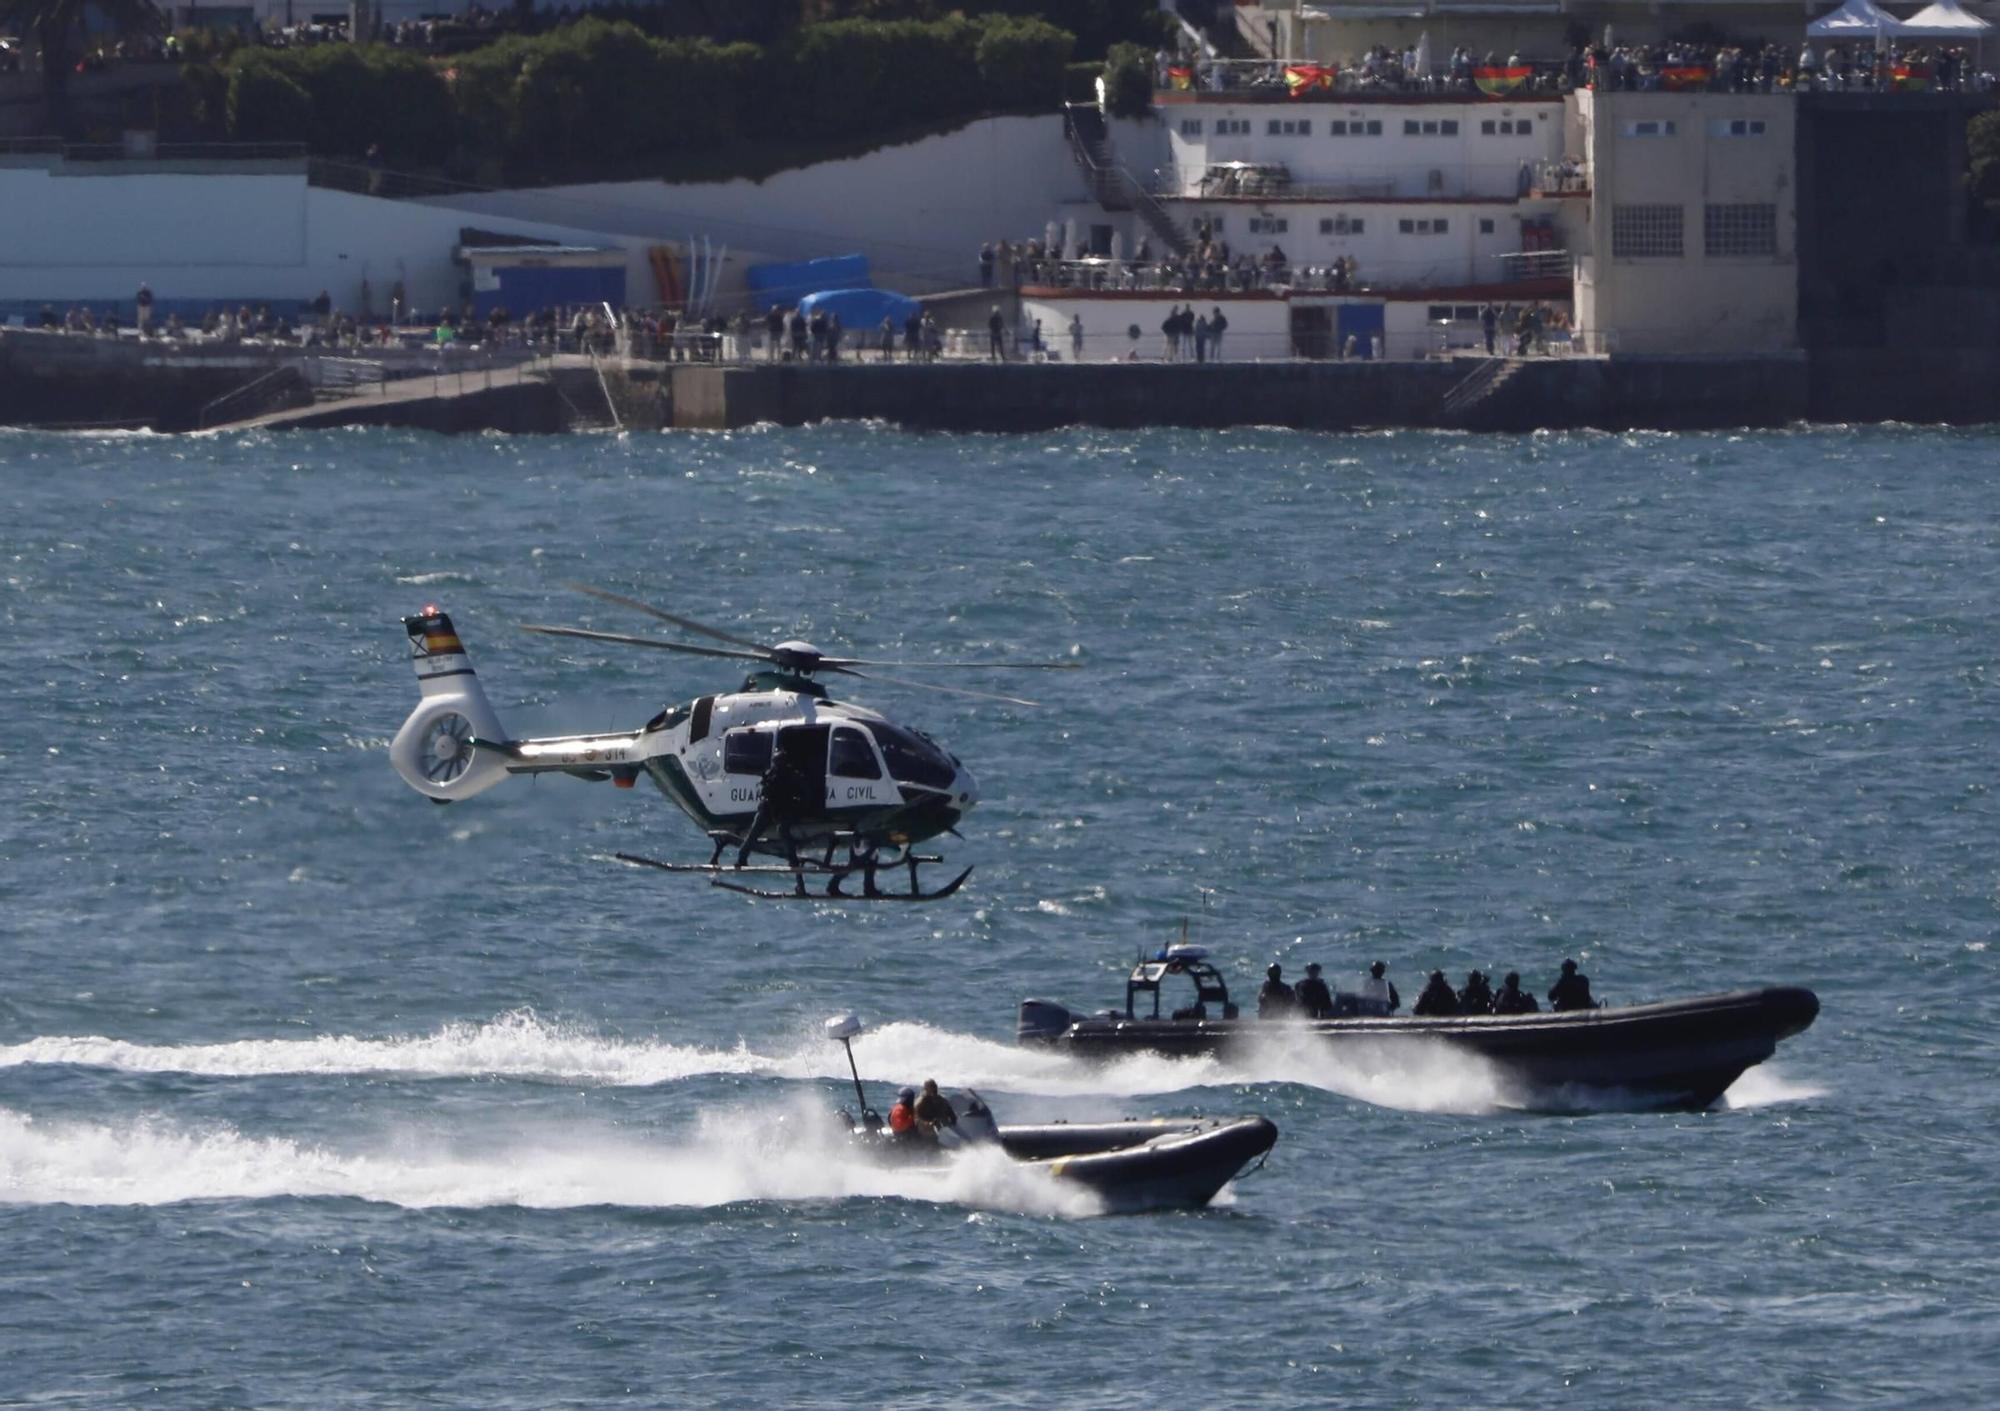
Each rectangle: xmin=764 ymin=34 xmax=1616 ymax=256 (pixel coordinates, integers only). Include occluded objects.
xmin=1413 ymin=969 xmax=1461 ymax=1017
xmin=1257 ymin=963 xmax=1296 ymax=1018
xmin=1295 ymin=962 xmax=1335 ymax=1020
xmin=913 ymin=1077 xmax=957 ymax=1135
xmin=1492 ymin=971 xmax=1539 ymax=1015
xmin=736 ymin=738 xmax=817 ymax=867
xmin=1358 ymin=960 xmax=1401 ymax=1016
xmin=1549 ymin=958 xmax=1596 ymax=1012
xmin=888 ymin=1086 xmax=919 ymax=1137
xmin=1458 ymin=969 xmax=1494 ymax=1015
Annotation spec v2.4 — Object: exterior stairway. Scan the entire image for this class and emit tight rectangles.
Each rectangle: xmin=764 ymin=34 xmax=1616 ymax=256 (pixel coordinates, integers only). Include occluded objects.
xmin=1437 ymin=357 xmax=1524 ymax=425
xmin=1064 ymin=103 xmax=1192 ymax=258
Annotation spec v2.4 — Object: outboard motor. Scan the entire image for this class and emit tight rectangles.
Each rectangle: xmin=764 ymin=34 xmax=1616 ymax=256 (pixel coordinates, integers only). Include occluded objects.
xmin=1017 ymin=999 xmax=1074 ymax=1046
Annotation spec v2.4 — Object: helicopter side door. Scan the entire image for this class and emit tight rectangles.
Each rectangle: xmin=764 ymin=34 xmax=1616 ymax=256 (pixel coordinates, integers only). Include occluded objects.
xmin=776 ymin=724 xmax=832 ymax=813
xmin=827 ymin=724 xmax=889 ymax=809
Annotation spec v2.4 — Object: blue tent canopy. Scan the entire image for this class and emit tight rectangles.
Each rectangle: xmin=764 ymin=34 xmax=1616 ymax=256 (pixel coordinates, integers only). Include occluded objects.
xmin=796 ymin=288 xmax=922 ymax=329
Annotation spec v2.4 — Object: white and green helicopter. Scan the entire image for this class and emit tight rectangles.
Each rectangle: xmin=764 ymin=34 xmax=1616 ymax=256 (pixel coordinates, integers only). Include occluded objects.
xmin=388 ymin=585 xmax=1076 ymax=901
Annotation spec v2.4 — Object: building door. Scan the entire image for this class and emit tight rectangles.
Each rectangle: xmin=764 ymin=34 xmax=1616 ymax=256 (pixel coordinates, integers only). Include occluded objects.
xmin=1290 ymin=306 xmax=1331 ymax=359
xmin=1336 ymin=303 xmax=1386 ymax=359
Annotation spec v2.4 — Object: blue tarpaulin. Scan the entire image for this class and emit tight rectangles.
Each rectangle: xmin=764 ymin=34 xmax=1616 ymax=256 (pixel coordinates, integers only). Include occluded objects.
xmin=795 ymin=288 xmax=921 ymax=330
xmin=744 ymin=254 xmax=871 ymax=312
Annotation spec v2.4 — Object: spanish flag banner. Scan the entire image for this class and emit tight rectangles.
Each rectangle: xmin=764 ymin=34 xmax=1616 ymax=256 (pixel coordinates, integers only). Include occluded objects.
xmin=1283 ymin=64 xmax=1334 ymax=96
xmin=1167 ymin=64 xmax=1195 ymax=90
xmin=1473 ymin=65 xmax=1532 ymax=96
xmin=1658 ymin=65 xmax=1712 ymax=91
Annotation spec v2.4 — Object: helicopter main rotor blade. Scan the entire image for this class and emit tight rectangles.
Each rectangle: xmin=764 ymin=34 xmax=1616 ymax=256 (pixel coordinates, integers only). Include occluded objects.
xmin=521 ymin=624 xmax=771 ymax=664
xmin=831 ymin=665 xmax=1042 ymax=708
xmin=563 ymin=583 xmax=772 ymax=653
xmin=817 ymin=656 xmax=1082 ymax=672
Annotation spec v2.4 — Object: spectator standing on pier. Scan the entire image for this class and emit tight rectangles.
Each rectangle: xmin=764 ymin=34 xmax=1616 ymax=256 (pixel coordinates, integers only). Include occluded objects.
xmin=789 ymin=307 xmax=808 ymax=360
xmin=135 ymin=283 xmax=153 ymax=334
xmin=765 ymin=305 xmax=784 ymax=361
xmin=1481 ymin=302 xmax=1498 ymax=355
xmin=988 ymin=305 xmax=1006 ymax=361
xmin=879 ymin=316 xmax=896 ymax=362
xmin=1193 ymin=312 xmax=1210 ymax=364
xmin=904 ymin=310 xmax=922 ymax=361
xmin=1069 ymin=314 xmax=1084 ymax=362
xmin=979 ymin=242 xmax=995 ymax=287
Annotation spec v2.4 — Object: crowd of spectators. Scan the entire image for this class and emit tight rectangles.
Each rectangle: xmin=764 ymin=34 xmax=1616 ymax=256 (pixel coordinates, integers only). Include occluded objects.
xmin=1162 ymin=39 xmax=1991 ymax=98
xmin=980 ymin=227 xmax=1364 ymax=298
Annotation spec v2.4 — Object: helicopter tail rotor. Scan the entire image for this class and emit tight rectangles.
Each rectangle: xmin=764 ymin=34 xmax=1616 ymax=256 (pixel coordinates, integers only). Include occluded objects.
xmin=389 ymin=606 xmax=512 ymax=803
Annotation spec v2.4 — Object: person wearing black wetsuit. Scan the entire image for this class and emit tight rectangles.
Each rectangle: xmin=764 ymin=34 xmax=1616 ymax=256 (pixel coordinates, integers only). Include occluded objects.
xmin=1548 ymin=958 xmax=1596 ymax=1012
xmin=1492 ymin=971 xmax=1539 ymax=1014
xmin=737 ymin=741 xmax=817 ymax=867
xmin=1294 ymin=962 xmax=1335 ymax=1020
xmin=1413 ymin=970 xmax=1461 ymax=1017
xmin=1458 ymin=970 xmax=1494 ymax=1015
xmin=1257 ymin=963 xmax=1297 ymax=1018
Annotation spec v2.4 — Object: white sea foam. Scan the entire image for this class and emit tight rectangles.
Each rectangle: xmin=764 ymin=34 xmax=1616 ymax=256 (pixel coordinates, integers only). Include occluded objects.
xmin=1721 ymin=1065 xmax=1828 ymax=1109
xmin=0 ymin=1100 xmax=1100 ymax=1217
xmin=0 ymin=1011 xmax=1516 ymax=1113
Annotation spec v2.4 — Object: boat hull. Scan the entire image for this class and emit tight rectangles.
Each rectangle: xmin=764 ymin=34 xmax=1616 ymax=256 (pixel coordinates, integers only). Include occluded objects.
xmin=1019 ymin=986 xmax=1820 ymax=1112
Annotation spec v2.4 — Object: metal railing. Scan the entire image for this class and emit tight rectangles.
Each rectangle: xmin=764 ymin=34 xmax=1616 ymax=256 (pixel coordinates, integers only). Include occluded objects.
xmin=0 ymin=138 xmax=306 ymax=163
xmin=1493 ymin=250 xmax=1572 ymax=281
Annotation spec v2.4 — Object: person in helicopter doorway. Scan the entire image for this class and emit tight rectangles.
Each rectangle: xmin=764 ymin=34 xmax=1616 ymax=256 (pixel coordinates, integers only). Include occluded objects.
xmin=888 ymin=1086 xmax=920 ymax=1138
xmin=1458 ymin=969 xmax=1495 ymax=1015
xmin=1491 ymin=971 xmax=1539 ymax=1014
xmin=1294 ymin=962 xmax=1335 ymax=1019
xmin=1357 ymin=960 xmax=1401 ymax=1016
xmin=1413 ymin=969 xmax=1461 ymax=1017
xmin=1257 ymin=963 xmax=1296 ymax=1018
xmin=913 ymin=1078 xmax=958 ymax=1137
xmin=736 ymin=738 xmax=819 ymax=868
xmin=1548 ymin=958 xmax=1596 ymax=1012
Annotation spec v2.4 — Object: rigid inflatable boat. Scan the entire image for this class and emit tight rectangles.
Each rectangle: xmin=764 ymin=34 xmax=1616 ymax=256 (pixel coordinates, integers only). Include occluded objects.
xmin=824 ymin=1015 xmax=1275 ymax=1211
xmin=1016 ymin=947 xmax=1820 ymax=1112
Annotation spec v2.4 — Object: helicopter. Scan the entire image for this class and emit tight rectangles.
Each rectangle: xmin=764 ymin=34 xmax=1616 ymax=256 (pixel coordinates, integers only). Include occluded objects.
xmin=387 ymin=585 xmax=1078 ymax=901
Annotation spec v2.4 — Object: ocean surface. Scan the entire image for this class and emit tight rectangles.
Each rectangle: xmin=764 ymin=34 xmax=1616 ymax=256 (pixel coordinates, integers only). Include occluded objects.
xmin=1 ymin=422 xmax=1995 ymax=1408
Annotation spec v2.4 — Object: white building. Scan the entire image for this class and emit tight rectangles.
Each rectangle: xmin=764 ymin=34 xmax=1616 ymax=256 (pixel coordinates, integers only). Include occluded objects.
xmin=1568 ymin=90 xmax=1797 ymax=353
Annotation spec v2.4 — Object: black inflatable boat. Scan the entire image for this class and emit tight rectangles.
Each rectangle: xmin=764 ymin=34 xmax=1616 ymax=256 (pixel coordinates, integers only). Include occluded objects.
xmin=1016 ymin=947 xmax=1820 ymax=1112
xmin=825 ymin=1015 xmax=1276 ymax=1211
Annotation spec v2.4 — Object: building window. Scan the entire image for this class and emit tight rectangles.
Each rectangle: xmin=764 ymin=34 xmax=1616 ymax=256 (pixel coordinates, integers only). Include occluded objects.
xmin=1249 ymin=216 xmax=1289 ymax=235
xmin=1441 ymin=119 xmax=1459 ymax=135
xmin=1481 ymin=120 xmax=1496 ymax=135
xmin=1704 ymin=203 xmax=1777 ymax=256
xmin=1320 ymin=218 xmax=1334 ymax=234
xmin=1266 ymin=118 xmax=1311 ymax=137
xmin=1612 ymin=203 xmax=1685 ymax=258
xmin=1179 ymin=119 xmax=1203 ymax=136
xmin=1479 ymin=217 xmax=1495 ymax=234
xmin=1709 ymin=118 xmax=1768 ymax=138
xmin=1427 ymin=305 xmax=1453 ymax=320
xmin=1329 ymin=119 xmax=1346 ymax=135
xmin=1399 ymin=218 xmax=1415 ymax=234
xmin=1620 ymin=120 xmax=1678 ymax=138
xmin=1213 ymin=118 xmax=1250 ymax=136
xmin=1366 ymin=119 xmax=1382 ymax=136
xmin=1404 ymin=119 xmax=1420 ymax=135
xmin=1486 ymin=118 xmax=1530 ymax=135
xmin=1434 ymin=218 xmax=1449 ymax=234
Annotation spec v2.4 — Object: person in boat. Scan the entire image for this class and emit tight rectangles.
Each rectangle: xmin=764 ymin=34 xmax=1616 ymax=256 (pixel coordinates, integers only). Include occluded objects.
xmin=1413 ymin=969 xmax=1461 ymax=1017
xmin=1548 ymin=958 xmax=1596 ymax=1012
xmin=1295 ymin=962 xmax=1335 ymax=1019
xmin=1458 ymin=969 xmax=1494 ymax=1015
xmin=736 ymin=738 xmax=817 ymax=868
xmin=1257 ymin=963 xmax=1297 ymax=1017
xmin=913 ymin=1078 xmax=958 ymax=1135
xmin=888 ymin=1086 xmax=920 ymax=1138
xmin=1357 ymin=960 xmax=1401 ymax=1016
xmin=1492 ymin=971 xmax=1539 ymax=1014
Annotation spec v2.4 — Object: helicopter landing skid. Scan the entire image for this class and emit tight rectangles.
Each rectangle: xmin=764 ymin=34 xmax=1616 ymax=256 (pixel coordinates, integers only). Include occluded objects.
xmin=612 ymin=851 xmax=973 ymax=904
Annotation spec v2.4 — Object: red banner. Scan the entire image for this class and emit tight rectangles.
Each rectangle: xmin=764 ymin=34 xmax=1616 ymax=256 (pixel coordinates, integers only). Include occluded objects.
xmin=1167 ymin=64 xmax=1195 ymax=90
xmin=1658 ymin=65 xmax=1712 ymax=91
xmin=1474 ymin=65 xmax=1532 ymax=96
xmin=1892 ymin=63 xmax=1932 ymax=91
xmin=1283 ymin=64 xmax=1334 ymax=96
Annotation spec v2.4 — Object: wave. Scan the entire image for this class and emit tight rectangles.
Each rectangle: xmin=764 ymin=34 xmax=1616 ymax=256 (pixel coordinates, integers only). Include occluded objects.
xmin=1721 ymin=1066 xmax=1828 ymax=1109
xmin=0 ymin=1011 xmax=1515 ymax=1113
xmin=0 ymin=1100 xmax=1100 ymax=1217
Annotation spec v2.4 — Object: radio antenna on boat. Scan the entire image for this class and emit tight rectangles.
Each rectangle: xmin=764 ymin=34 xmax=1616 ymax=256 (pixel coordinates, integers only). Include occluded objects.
xmin=825 ymin=1014 xmax=870 ymax=1116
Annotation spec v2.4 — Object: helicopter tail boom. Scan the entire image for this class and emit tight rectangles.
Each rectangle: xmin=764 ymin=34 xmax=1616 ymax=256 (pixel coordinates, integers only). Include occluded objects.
xmin=389 ymin=606 xmax=512 ymax=803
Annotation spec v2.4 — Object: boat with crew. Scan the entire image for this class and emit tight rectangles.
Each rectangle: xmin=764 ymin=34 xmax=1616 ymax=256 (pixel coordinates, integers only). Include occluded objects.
xmin=825 ymin=1016 xmax=1275 ymax=1211
xmin=1015 ymin=946 xmax=1819 ymax=1112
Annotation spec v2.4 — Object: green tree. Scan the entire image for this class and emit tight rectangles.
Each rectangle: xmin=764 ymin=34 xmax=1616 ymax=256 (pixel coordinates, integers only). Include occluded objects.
xmin=226 ymin=57 xmax=312 ymax=146
xmin=974 ymin=15 xmax=1074 ymax=108
xmin=1 ymin=0 xmax=163 ymax=135
xmin=1101 ymin=40 xmax=1151 ymax=118
xmin=1969 ymin=110 xmax=2000 ymax=210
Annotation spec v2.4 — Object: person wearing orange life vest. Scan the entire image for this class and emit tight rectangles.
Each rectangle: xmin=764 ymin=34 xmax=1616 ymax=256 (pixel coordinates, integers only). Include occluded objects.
xmin=887 ymin=1086 xmax=918 ymax=1137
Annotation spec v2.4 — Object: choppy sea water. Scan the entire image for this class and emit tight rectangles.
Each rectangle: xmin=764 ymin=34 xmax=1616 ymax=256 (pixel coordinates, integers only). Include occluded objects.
xmin=2 ymin=422 xmax=1996 ymax=1408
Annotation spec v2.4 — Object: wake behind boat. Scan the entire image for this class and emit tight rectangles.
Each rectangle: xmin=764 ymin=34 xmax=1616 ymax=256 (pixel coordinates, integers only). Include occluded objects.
xmin=1016 ymin=947 xmax=1820 ymax=1113
xmin=825 ymin=1016 xmax=1275 ymax=1212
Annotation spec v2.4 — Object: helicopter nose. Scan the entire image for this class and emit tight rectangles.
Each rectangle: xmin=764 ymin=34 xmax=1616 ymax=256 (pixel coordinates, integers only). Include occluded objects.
xmin=953 ymin=763 xmax=979 ymax=812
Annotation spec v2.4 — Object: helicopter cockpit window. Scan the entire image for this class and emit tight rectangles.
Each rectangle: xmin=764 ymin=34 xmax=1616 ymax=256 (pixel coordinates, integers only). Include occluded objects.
xmin=828 ymin=727 xmax=882 ymax=780
xmin=722 ymin=729 xmax=774 ymax=775
xmin=871 ymin=723 xmax=955 ymax=791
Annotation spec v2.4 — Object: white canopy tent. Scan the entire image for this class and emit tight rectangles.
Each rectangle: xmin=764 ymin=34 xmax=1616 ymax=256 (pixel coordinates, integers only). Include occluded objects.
xmin=1807 ymin=0 xmax=1908 ymax=38
xmin=1896 ymin=0 xmax=1992 ymax=37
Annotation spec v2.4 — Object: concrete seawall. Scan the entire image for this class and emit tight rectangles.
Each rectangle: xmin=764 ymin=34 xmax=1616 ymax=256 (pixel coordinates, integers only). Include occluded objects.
xmin=667 ymin=356 xmax=1815 ymax=434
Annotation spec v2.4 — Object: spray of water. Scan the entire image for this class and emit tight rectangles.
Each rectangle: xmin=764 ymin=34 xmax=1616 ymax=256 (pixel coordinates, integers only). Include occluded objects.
xmin=0 ymin=1099 xmax=1101 ymax=1217
xmin=1721 ymin=1066 xmax=1828 ymax=1109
